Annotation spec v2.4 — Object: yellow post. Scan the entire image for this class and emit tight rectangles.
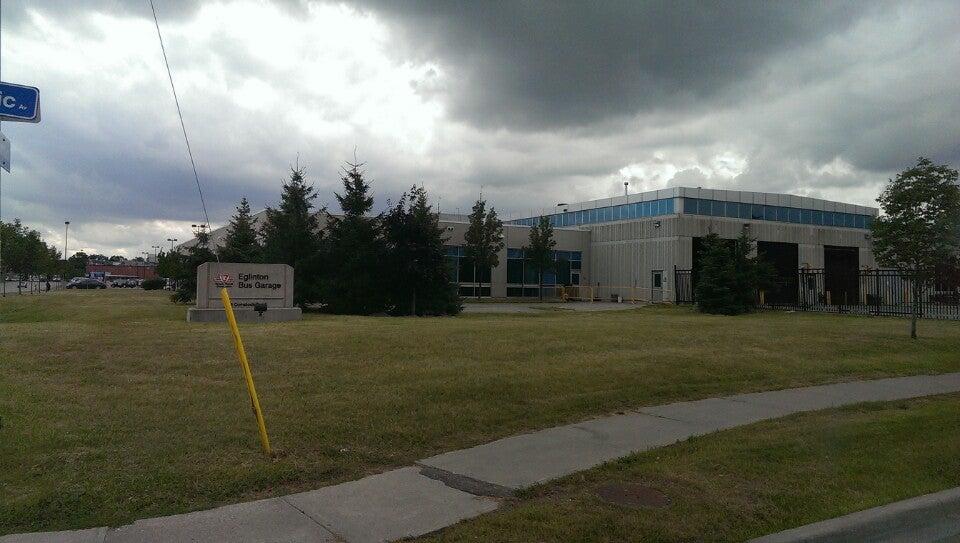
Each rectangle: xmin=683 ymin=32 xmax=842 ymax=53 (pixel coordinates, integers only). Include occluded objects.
xmin=220 ymin=287 xmax=272 ymax=455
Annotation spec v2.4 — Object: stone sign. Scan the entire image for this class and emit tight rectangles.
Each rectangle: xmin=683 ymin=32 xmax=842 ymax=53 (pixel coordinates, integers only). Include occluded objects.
xmin=187 ymin=262 xmax=302 ymax=323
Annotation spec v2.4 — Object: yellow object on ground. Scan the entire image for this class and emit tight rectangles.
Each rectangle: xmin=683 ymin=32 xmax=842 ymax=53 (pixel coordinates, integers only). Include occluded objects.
xmin=219 ymin=287 xmax=272 ymax=455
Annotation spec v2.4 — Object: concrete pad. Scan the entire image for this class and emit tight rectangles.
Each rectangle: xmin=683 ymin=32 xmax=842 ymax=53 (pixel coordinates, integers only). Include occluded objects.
xmin=105 ymin=498 xmax=334 ymax=543
xmin=419 ymin=413 xmax=705 ymax=490
xmin=0 ymin=528 xmax=107 ymax=543
xmin=640 ymin=397 xmax=795 ymax=431
xmin=283 ymin=467 xmax=498 ymax=543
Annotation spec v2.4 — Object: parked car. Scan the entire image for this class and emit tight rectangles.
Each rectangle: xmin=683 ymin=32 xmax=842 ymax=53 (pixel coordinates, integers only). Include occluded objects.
xmin=66 ymin=278 xmax=107 ymax=289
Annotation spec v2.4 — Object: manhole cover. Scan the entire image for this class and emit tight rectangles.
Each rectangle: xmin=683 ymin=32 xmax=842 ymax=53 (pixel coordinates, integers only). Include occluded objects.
xmin=595 ymin=483 xmax=670 ymax=509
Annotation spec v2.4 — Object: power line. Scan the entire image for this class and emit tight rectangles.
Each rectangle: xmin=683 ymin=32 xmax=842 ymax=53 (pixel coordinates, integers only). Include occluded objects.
xmin=148 ymin=0 xmax=217 ymax=260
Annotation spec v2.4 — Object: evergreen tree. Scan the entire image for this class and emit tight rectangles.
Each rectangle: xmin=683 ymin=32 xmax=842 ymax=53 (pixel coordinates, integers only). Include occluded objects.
xmin=463 ymin=198 xmax=504 ymax=299
xmin=218 ymin=197 xmax=262 ymax=263
xmin=524 ymin=215 xmax=556 ymax=300
xmin=695 ymin=231 xmax=772 ymax=315
xmin=260 ymin=167 xmax=324 ymax=305
xmin=872 ymin=157 xmax=960 ymax=338
xmin=321 ymin=162 xmax=388 ymax=314
xmin=170 ymin=232 xmax=216 ymax=303
xmin=383 ymin=186 xmax=461 ymax=315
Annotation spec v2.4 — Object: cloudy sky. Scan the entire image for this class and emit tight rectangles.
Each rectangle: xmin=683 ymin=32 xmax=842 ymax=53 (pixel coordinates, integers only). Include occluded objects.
xmin=2 ymin=0 xmax=958 ymax=256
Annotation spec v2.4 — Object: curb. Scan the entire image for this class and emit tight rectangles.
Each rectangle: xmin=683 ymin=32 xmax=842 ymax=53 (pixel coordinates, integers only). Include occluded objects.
xmin=749 ymin=486 xmax=960 ymax=543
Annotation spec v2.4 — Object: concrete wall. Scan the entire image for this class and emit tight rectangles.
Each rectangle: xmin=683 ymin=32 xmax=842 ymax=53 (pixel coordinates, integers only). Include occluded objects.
xmin=583 ymin=214 xmax=877 ymax=302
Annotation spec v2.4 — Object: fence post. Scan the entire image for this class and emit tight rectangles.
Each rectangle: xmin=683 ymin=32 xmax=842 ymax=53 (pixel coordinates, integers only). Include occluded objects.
xmin=673 ymin=265 xmax=678 ymax=303
xmin=874 ymin=269 xmax=880 ymax=316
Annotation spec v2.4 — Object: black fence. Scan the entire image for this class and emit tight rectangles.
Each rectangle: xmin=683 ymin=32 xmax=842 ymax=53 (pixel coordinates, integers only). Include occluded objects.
xmin=674 ymin=267 xmax=960 ymax=320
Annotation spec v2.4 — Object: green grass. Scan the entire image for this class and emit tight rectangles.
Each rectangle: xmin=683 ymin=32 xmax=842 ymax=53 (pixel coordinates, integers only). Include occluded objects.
xmin=418 ymin=394 xmax=960 ymax=542
xmin=1 ymin=290 xmax=959 ymax=534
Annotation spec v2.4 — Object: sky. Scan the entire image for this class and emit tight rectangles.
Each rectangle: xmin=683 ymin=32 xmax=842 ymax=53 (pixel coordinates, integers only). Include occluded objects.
xmin=1 ymin=0 xmax=958 ymax=257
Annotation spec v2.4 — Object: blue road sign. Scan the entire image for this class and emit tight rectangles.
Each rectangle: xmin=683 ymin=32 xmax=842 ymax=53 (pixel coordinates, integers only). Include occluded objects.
xmin=0 ymin=82 xmax=40 ymax=123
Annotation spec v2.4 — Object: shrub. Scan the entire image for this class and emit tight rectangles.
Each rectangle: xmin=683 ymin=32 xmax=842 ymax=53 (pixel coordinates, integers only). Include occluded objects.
xmin=695 ymin=231 xmax=773 ymax=315
xmin=141 ymin=278 xmax=165 ymax=290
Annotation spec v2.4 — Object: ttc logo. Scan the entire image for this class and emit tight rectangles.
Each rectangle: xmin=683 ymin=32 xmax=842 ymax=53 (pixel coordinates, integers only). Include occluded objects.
xmin=215 ymin=273 xmax=234 ymax=287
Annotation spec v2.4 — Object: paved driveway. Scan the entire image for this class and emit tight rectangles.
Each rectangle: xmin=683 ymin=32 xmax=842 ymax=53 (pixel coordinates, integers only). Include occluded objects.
xmin=462 ymin=301 xmax=644 ymax=313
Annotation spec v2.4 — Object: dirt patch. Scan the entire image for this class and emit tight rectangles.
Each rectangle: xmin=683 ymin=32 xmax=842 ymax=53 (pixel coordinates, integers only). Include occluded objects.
xmin=595 ymin=483 xmax=671 ymax=509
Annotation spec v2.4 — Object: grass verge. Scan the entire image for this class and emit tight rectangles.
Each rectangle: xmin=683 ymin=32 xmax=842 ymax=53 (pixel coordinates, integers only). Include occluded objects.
xmin=1 ymin=290 xmax=958 ymax=534
xmin=419 ymin=394 xmax=960 ymax=542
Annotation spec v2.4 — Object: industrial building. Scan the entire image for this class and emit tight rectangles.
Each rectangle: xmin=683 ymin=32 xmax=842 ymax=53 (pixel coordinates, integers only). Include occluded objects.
xmin=185 ymin=186 xmax=878 ymax=303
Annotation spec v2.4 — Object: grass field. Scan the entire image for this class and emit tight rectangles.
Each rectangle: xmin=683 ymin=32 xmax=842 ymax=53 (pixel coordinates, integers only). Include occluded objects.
xmin=418 ymin=394 xmax=960 ymax=542
xmin=2 ymin=290 xmax=959 ymax=534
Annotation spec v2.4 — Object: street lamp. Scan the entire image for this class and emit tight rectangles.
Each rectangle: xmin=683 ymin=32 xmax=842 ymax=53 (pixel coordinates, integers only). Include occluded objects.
xmin=63 ymin=221 xmax=70 ymax=260
xmin=167 ymin=238 xmax=178 ymax=252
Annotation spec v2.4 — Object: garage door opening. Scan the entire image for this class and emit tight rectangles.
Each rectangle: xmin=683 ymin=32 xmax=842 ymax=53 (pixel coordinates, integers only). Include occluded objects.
xmin=758 ymin=241 xmax=799 ymax=304
xmin=824 ymin=245 xmax=859 ymax=305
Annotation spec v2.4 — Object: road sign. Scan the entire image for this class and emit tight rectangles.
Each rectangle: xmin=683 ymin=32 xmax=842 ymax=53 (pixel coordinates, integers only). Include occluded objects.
xmin=0 ymin=132 xmax=9 ymax=172
xmin=0 ymin=82 xmax=40 ymax=123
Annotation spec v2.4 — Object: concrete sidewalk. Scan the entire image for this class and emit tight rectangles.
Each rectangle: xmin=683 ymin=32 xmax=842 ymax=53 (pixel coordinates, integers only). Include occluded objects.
xmin=5 ymin=372 xmax=960 ymax=543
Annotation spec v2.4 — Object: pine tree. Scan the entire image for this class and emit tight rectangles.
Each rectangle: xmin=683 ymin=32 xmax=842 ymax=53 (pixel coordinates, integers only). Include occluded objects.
xmin=218 ymin=197 xmax=262 ymax=263
xmin=260 ymin=167 xmax=324 ymax=305
xmin=463 ymin=198 xmax=504 ymax=299
xmin=384 ymin=186 xmax=461 ymax=315
xmin=321 ymin=162 xmax=388 ymax=314
xmin=525 ymin=215 xmax=556 ymax=300
xmin=695 ymin=231 xmax=771 ymax=315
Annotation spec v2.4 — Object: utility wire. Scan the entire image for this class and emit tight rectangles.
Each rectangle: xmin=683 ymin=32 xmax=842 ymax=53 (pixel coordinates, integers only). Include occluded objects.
xmin=149 ymin=0 xmax=217 ymax=259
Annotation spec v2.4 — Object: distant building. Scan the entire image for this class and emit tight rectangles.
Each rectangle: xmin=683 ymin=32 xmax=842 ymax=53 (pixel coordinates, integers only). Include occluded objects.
xmin=86 ymin=262 xmax=158 ymax=281
xmin=180 ymin=187 xmax=877 ymax=303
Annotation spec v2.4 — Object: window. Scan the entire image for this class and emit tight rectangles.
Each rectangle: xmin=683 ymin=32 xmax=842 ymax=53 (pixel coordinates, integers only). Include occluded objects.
xmin=725 ymin=201 xmax=739 ymax=218
xmin=683 ymin=198 xmax=697 ymax=214
xmin=751 ymin=204 xmax=765 ymax=220
xmin=789 ymin=208 xmax=801 ymax=223
xmin=801 ymin=209 xmax=812 ymax=224
xmin=764 ymin=205 xmax=777 ymax=221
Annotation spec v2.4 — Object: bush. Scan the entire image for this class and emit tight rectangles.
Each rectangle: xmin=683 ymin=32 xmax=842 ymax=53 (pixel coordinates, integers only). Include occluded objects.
xmin=141 ymin=278 xmax=165 ymax=290
xmin=695 ymin=231 xmax=773 ymax=315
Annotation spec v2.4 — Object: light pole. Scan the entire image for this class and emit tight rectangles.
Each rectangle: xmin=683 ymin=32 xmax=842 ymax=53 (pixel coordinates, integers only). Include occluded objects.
xmin=63 ymin=221 xmax=70 ymax=260
xmin=167 ymin=238 xmax=178 ymax=252
xmin=63 ymin=221 xmax=70 ymax=282
xmin=141 ymin=251 xmax=150 ymax=279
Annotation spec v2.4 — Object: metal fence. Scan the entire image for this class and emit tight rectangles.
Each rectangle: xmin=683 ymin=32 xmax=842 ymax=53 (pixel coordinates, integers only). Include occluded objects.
xmin=674 ymin=267 xmax=960 ymax=320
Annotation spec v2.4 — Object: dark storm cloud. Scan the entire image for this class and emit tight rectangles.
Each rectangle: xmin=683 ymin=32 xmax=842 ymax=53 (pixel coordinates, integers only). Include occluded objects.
xmin=354 ymin=1 xmax=881 ymax=130
xmin=4 ymin=0 xmax=960 ymax=255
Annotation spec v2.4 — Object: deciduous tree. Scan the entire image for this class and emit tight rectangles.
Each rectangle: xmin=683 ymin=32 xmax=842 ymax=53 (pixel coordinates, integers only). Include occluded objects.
xmin=524 ymin=216 xmax=556 ymax=301
xmin=872 ymin=157 xmax=960 ymax=338
xmin=463 ymin=198 xmax=504 ymax=299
